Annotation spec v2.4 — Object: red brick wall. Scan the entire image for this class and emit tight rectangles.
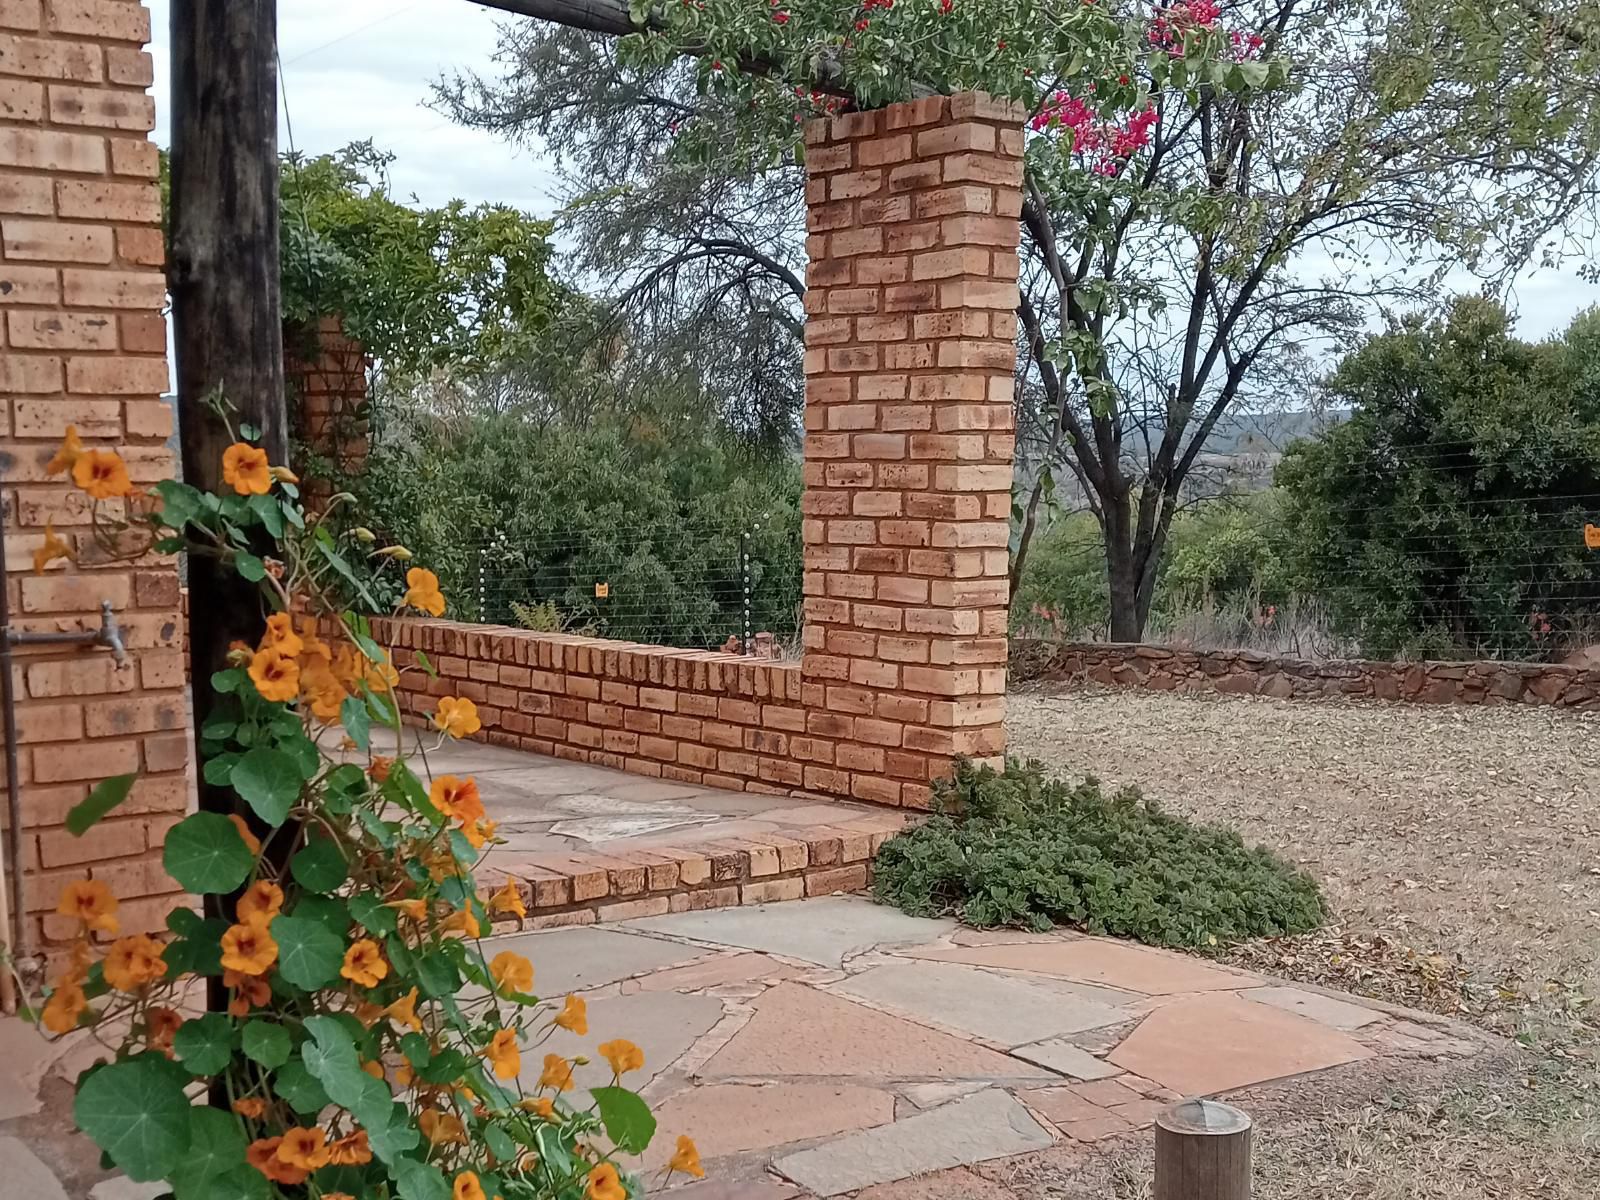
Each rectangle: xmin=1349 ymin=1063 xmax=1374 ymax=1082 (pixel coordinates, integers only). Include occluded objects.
xmin=381 ymin=92 xmax=1027 ymax=810
xmin=1 ymin=0 xmax=188 ymax=971
xmin=286 ymin=314 xmax=369 ymax=502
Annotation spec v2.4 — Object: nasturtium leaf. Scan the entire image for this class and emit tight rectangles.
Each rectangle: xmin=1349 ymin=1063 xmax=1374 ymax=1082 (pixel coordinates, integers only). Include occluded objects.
xmin=341 ymin=695 xmax=371 ymax=751
xmin=272 ymin=1058 xmax=330 ymax=1115
xmin=277 ymin=732 xmax=321 ymax=782
xmin=66 ymin=773 xmax=139 ymax=836
xmin=230 ymin=747 xmax=303 ymax=825
xmin=166 ymin=1105 xmax=249 ymax=1199
xmin=290 ymin=895 xmax=350 ymax=937
xmin=414 ymin=949 xmax=460 ymax=998
xmin=349 ymin=892 xmax=397 ymax=936
xmin=270 ymin=915 xmax=345 ymax=990
xmin=416 ymin=1048 xmax=469 ymax=1086
xmin=153 ymin=480 xmax=204 ymax=531
xmin=592 ymin=1086 xmax=656 ymax=1154
xmin=482 ymin=1124 xmax=517 ymax=1163
xmin=202 ymin=752 xmax=239 ymax=786
xmin=73 ymin=1054 xmax=192 ymax=1181
xmin=290 ymin=836 xmax=348 ymax=894
xmin=246 ymin=494 xmax=284 ymax=538
xmin=172 ymin=1012 xmax=235 ymax=1076
xmin=163 ymin=812 xmax=253 ymax=894
xmin=392 ymin=1158 xmax=451 ymax=1200
xmin=173 ymin=1162 xmax=269 ymax=1200
xmin=166 ymin=907 xmax=203 ymax=937
xmin=356 ymin=806 xmax=397 ymax=849
xmin=399 ymin=1033 xmax=432 ymax=1068
xmin=161 ymin=916 xmax=228 ymax=977
xmin=234 ymin=551 xmax=266 ymax=582
xmin=241 ymin=1019 xmax=292 ymax=1068
xmin=414 ymin=648 xmax=439 ymax=678
xmin=325 ymin=763 xmax=366 ymax=796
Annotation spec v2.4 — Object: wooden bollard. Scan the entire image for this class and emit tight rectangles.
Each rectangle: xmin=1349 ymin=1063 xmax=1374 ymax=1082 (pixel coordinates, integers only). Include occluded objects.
xmin=1154 ymin=1099 xmax=1252 ymax=1200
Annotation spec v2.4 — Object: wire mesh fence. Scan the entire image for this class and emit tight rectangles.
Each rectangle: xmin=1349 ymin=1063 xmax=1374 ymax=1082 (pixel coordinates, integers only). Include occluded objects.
xmin=461 ymin=517 xmax=803 ymax=657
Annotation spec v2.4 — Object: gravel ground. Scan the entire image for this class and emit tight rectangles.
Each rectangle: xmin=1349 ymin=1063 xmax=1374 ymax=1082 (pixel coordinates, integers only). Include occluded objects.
xmin=1006 ymin=685 xmax=1600 ymax=1199
xmin=1007 ymin=686 xmax=1600 ymax=1034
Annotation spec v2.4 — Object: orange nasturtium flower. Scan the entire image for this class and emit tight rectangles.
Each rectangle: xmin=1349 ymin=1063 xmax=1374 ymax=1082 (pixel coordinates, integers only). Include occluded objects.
xmin=247 ymin=646 xmax=300 ymax=702
xmin=539 ymin=1053 xmax=576 ymax=1092
xmin=488 ymin=880 xmax=526 ymax=920
xmin=246 ymin=1137 xmax=309 ymax=1186
xmin=237 ymin=881 xmax=285 ymax=925
xmin=276 ymin=1126 xmax=330 ymax=1171
xmin=363 ymin=650 xmax=400 ymax=693
xmin=432 ymin=695 xmax=482 ymax=738
xmin=72 ymin=448 xmax=134 ymax=499
xmin=222 ymin=442 xmax=272 ymax=496
xmin=32 ymin=521 xmax=74 ymax=575
xmin=554 ymin=994 xmax=588 ymax=1036
xmin=227 ymin=813 xmax=262 ymax=856
xmin=340 ymin=939 xmax=388 ymax=988
xmin=384 ymin=986 xmax=423 ymax=1032
xmin=429 ymin=775 xmax=484 ymax=824
xmin=56 ymin=879 xmax=119 ymax=934
xmin=261 ymin=612 xmax=304 ymax=657
xmin=598 ymin=1039 xmax=644 ymax=1077
xmin=484 ymin=1028 xmax=521 ymax=1079
xmin=462 ymin=817 xmax=497 ymax=850
xmin=453 ymin=1171 xmax=488 ymax=1200
xmin=386 ymin=897 xmax=427 ymax=923
xmin=518 ymin=1096 xmax=557 ymax=1120
xmin=587 ymin=1162 xmax=627 ymax=1200
xmin=440 ymin=907 xmax=483 ymax=937
xmin=489 ymin=950 xmax=533 ymax=995
xmin=368 ymin=755 xmax=395 ymax=783
xmin=232 ymin=1097 xmax=267 ymax=1119
xmin=300 ymin=664 xmax=346 ymax=724
xmin=145 ymin=1006 xmax=183 ymax=1053
xmin=402 ymin=567 xmax=447 ymax=617
xmin=225 ymin=967 xmax=272 ymax=1016
xmin=41 ymin=981 xmax=88 ymax=1034
xmin=45 ymin=425 xmax=83 ymax=476
xmin=220 ymin=920 xmax=279 ymax=976
xmin=420 ymin=1108 xmax=467 ymax=1146
xmin=327 ymin=1129 xmax=372 ymax=1166
xmin=669 ymin=1135 xmax=706 ymax=1178
xmin=102 ymin=934 xmax=168 ymax=992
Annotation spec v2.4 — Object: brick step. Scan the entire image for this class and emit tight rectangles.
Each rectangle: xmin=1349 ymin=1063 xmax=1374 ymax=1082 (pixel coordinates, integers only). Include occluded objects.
xmin=479 ymin=813 xmax=910 ymax=931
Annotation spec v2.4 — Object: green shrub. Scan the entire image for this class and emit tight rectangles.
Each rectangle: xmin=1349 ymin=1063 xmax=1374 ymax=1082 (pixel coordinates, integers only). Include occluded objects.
xmin=873 ymin=759 xmax=1325 ymax=948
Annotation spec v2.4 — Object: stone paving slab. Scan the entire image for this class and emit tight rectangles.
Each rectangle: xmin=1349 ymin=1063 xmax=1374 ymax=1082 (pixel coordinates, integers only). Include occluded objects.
xmin=908 ymin=939 xmax=1253 ymax=994
xmin=526 ymin=990 xmax=726 ymax=1092
xmin=488 ymin=927 xmax=705 ymax=995
xmin=772 ymin=1088 xmax=1054 ymax=1196
xmin=639 ymin=1083 xmax=896 ymax=1168
xmin=625 ymin=897 xmax=953 ymax=968
xmin=829 ymin=960 xmax=1130 ymax=1046
xmin=0 ymin=1136 xmax=69 ymax=1200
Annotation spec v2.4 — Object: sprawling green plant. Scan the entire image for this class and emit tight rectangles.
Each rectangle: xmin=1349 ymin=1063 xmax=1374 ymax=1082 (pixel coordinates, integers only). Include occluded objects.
xmin=874 ymin=759 xmax=1325 ymax=946
xmin=22 ymin=417 xmax=702 ymax=1199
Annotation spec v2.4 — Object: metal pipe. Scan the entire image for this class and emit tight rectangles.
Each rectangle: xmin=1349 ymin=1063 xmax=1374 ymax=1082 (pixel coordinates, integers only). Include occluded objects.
xmin=0 ymin=475 xmax=28 ymax=982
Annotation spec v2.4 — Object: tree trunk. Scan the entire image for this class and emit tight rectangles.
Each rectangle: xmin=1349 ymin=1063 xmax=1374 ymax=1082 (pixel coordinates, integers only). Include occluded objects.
xmin=1104 ymin=490 xmax=1143 ymax=642
xmin=168 ymin=0 xmax=287 ymax=1023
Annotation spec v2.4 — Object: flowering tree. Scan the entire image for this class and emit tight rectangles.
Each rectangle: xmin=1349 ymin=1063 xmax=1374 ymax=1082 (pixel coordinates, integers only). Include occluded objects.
xmin=451 ymin=0 xmax=1600 ymax=639
xmin=24 ymin=424 xmax=700 ymax=1199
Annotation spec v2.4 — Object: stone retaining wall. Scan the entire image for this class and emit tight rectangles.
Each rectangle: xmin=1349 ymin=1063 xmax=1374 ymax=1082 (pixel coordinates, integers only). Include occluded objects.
xmin=1011 ymin=639 xmax=1600 ymax=709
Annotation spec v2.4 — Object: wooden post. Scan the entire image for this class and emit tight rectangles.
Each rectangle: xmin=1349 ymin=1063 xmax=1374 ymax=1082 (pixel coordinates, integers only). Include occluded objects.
xmin=1155 ymin=1100 xmax=1252 ymax=1200
xmin=167 ymin=0 xmax=288 ymax=1018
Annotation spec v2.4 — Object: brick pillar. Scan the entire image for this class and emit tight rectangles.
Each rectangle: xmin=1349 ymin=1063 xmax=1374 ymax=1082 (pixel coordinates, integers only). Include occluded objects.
xmin=0 ymin=0 xmax=189 ymax=974
xmin=798 ymin=93 xmax=1022 ymax=808
xmin=285 ymin=315 xmax=370 ymax=508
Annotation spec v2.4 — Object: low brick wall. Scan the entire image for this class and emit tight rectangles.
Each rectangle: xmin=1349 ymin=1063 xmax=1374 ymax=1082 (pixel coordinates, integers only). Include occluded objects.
xmin=1012 ymin=639 xmax=1600 ymax=709
xmin=379 ymin=618 xmax=978 ymax=808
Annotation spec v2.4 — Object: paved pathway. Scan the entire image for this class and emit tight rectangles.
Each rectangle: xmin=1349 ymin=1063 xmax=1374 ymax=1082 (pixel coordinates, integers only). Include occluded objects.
xmin=0 ymin=894 xmax=1490 ymax=1198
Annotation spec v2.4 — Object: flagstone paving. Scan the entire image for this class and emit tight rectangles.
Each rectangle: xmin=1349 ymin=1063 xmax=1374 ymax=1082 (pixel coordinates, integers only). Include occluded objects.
xmin=1 ymin=895 xmax=1492 ymax=1198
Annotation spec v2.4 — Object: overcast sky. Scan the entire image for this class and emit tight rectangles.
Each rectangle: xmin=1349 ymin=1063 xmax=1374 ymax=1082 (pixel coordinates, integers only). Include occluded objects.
xmin=146 ymin=1 xmax=1598 ymax=340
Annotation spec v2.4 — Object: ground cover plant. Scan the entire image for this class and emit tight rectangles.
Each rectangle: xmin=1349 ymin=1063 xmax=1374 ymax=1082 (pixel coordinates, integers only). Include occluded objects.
xmin=18 ymin=418 xmax=702 ymax=1199
xmin=873 ymin=758 xmax=1325 ymax=946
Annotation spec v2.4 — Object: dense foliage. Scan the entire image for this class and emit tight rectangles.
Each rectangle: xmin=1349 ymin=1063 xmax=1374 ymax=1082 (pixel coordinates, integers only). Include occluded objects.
xmin=873 ymin=759 xmax=1325 ymax=946
xmin=1277 ymin=298 xmax=1600 ymax=659
xmin=358 ymin=408 xmax=803 ymax=647
xmin=26 ymin=420 xmax=698 ymax=1199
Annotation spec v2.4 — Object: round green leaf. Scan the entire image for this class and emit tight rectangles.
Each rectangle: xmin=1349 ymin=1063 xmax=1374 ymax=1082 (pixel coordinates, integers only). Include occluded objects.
xmin=167 ymin=1106 xmax=250 ymax=1199
xmin=163 ymin=812 xmax=253 ymax=894
xmin=73 ymin=1055 xmax=192 ymax=1182
xmin=172 ymin=1012 xmax=235 ymax=1076
xmin=231 ymin=748 xmax=303 ymax=826
xmin=241 ymin=1019 xmax=292 ymax=1068
xmin=272 ymin=1058 xmax=330 ymax=1115
xmin=591 ymin=1085 xmax=656 ymax=1154
xmin=290 ymin=835 xmax=349 ymax=894
xmin=270 ymin=914 xmax=345 ymax=990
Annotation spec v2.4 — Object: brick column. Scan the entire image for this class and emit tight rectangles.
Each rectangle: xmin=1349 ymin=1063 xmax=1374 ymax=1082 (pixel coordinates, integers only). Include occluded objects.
xmin=798 ymin=93 xmax=1023 ymax=808
xmin=285 ymin=315 xmax=370 ymax=508
xmin=1 ymin=0 xmax=188 ymax=973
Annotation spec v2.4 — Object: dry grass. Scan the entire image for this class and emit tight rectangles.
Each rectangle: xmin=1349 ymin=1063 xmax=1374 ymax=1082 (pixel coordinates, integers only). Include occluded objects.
xmin=1005 ymin=684 xmax=1600 ymax=1197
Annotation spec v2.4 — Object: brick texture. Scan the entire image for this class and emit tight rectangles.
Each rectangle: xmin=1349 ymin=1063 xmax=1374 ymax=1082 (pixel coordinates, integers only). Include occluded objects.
xmin=285 ymin=315 xmax=370 ymax=508
xmin=0 ymin=0 xmax=189 ymax=968
xmin=378 ymin=94 xmax=1025 ymax=812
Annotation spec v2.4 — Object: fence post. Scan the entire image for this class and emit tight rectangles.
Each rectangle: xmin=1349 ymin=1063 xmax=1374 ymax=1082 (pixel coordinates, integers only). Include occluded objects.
xmin=1155 ymin=1100 xmax=1252 ymax=1200
xmin=741 ymin=526 xmax=754 ymax=656
xmin=477 ymin=544 xmax=488 ymax=624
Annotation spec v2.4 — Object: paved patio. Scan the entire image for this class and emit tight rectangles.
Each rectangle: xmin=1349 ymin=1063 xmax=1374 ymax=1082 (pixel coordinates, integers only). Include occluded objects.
xmin=372 ymin=729 xmax=914 ymax=925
